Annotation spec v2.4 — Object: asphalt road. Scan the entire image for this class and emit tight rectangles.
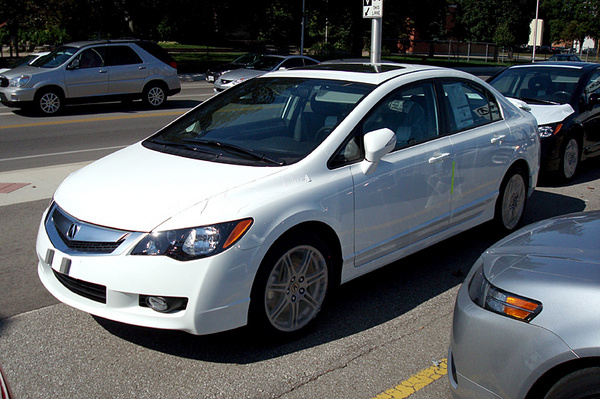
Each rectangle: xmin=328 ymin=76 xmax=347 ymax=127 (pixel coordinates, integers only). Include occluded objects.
xmin=1 ymin=75 xmax=599 ymax=398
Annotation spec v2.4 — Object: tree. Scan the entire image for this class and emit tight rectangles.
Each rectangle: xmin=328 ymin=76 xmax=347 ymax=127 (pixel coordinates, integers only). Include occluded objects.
xmin=542 ymin=0 xmax=600 ymax=51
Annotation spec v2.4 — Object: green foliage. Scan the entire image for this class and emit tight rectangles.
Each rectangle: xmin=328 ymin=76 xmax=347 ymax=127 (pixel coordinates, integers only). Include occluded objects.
xmin=541 ymin=0 xmax=600 ymax=46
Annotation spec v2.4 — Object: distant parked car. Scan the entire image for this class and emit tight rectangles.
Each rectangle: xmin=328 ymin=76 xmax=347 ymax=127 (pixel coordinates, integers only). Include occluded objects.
xmin=489 ymin=61 xmax=600 ymax=181
xmin=213 ymin=54 xmax=319 ymax=92
xmin=449 ymin=211 xmax=600 ymax=399
xmin=205 ymin=53 xmax=265 ymax=83
xmin=36 ymin=62 xmax=539 ymax=338
xmin=548 ymin=54 xmax=581 ymax=62
xmin=0 ymin=39 xmax=181 ymax=115
xmin=0 ymin=52 xmax=49 ymax=74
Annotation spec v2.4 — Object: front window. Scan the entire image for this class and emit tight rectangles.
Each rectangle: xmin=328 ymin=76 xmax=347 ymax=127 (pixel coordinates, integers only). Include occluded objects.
xmin=31 ymin=46 xmax=79 ymax=68
xmin=245 ymin=56 xmax=285 ymax=71
xmin=490 ymin=66 xmax=582 ymax=105
xmin=144 ymin=77 xmax=374 ymax=165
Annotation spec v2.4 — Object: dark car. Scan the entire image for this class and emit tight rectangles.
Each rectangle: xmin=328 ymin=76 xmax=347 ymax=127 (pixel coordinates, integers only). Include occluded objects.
xmin=205 ymin=53 xmax=264 ymax=83
xmin=489 ymin=62 xmax=600 ymax=181
xmin=548 ymin=54 xmax=582 ymax=62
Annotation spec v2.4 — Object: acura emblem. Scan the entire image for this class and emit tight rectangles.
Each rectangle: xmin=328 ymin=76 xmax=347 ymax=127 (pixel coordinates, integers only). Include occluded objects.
xmin=66 ymin=223 xmax=80 ymax=240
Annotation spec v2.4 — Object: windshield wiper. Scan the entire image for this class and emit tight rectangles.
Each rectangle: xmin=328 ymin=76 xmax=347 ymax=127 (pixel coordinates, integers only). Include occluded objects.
xmin=515 ymin=97 xmax=559 ymax=105
xmin=146 ymin=139 xmax=217 ymax=156
xmin=183 ymin=139 xmax=285 ymax=165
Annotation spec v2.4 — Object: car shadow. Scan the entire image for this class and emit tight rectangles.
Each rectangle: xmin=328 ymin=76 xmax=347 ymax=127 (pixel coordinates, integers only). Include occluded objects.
xmin=93 ymin=187 xmax=587 ymax=364
xmin=537 ymin=156 xmax=600 ymax=188
xmin=11 ymin=99 xmax=200 ymax=118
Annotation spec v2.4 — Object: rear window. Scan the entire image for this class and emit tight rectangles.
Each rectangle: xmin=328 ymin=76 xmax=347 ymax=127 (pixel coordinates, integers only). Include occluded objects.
xmin=135 ymin=41 xmax=175 ymax=66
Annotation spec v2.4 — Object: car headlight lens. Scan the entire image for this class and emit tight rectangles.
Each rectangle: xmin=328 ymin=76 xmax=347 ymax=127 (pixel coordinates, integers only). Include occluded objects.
xmin=9 ymin=75 xmax=31 ymax=87
xmin=233 ymin=77 xmax=249 ymax=85
xmin=131 ymin=218 xmax=253 ymax=261
xmin=538 ymin=123 xmax=562 ymax=138
xmin=468 ymin=264 xmax=542 ymax=322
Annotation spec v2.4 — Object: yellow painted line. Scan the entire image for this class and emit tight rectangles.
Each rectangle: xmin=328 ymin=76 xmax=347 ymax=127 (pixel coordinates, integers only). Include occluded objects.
xmin=0 ymin=111 xmax=184 ymax=130
xmin=372 ymin=359 xmax=447 ymax=399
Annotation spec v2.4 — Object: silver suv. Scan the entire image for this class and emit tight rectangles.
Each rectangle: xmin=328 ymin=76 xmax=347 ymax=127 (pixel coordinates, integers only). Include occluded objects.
xmin=0 ymin=40 xmax=181 ymax=115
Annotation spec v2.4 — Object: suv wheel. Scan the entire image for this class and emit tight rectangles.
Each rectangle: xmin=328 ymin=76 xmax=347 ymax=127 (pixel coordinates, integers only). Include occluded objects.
xmin=35 ymin=89 xmax=63 ymax=115
xmin=143 ymin=83 xmax=166 ymax=108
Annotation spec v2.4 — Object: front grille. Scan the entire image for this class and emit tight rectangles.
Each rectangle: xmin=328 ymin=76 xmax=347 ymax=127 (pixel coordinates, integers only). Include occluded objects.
xmin=56 ymin=231 xmax=125 ymax=253
xmin=53 ymin=269 xmax=107 ymax=303
xmin=45 ymin=203 xmax=138 ymax=255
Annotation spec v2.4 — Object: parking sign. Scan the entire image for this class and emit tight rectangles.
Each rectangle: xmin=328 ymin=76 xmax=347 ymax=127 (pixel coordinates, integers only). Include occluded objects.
xmin=363 ymin=0 xmax=382 ymax=18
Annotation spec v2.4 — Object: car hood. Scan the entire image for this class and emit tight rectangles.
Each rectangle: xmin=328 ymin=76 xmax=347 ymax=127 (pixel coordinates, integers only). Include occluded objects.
xmin=483 ymin=211 xmax=600 ymax=283
xmin=209 ymin=63 xmax=244 ymax=73
xmin=220 ymin=68 xmax=267 ymax=81
xmin=0 ymin=65 xmax=45 ymax=78
xmin=53 ymin=143 xmax=282 ymax=232
xmin=507 ymin=98 xmax=575 ymax=125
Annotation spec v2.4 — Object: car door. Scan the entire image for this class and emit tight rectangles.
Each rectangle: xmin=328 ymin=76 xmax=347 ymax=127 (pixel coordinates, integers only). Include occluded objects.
xmin=63 ymin=47 xmax=108 ymax=98
xmin=106 ymin=45 xmax=147 ymax=94
xmin=578 ymin=68 xmax=600 ymax=156
xmin=348 ymin=81 xmax=454 ymax=268
xmin=440 ymin=80 xmax=509 ymax=228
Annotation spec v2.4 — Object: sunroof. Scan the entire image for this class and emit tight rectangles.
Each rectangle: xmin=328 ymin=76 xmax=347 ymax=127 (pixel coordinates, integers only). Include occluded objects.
xmin=299 ymin=63 xmax=405 ymax=73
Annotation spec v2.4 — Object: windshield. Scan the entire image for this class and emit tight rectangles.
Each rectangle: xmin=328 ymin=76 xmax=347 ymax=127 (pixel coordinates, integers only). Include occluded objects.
xmin=234 ymin=53 xmax=261 ymax=64
xmin=144 ymin=77 xmax=374 ymax=166
xmin=490 ymin=66 xmax=582 ymax=105
xmin=246 ymin=56 xmax=284 ymax=71
xmin=31 ymin=46 xmax=78 ymax=68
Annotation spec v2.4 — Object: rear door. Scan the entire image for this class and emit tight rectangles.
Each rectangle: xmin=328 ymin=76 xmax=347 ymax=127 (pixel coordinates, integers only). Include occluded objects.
xmin=440 ymin=80 xmax=509 ymax=228
xmin=350 ymin=81 xmax=454 ymax=268
xmin=106 ymin=45 xmax=147 ymax=94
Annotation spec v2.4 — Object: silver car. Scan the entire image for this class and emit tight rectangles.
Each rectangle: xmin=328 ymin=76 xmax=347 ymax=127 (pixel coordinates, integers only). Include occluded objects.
xmin=213 ymin=54 xmax=319 ymax=92
xmin=0 ymin=40 xmax=181 ymax=115
xmin=449 ymin=211 xmax=600 ymax=399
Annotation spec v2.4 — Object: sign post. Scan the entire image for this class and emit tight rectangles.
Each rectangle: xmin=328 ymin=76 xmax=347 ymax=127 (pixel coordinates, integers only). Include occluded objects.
xmin=363 ymin=0 xmax=383 ymax=63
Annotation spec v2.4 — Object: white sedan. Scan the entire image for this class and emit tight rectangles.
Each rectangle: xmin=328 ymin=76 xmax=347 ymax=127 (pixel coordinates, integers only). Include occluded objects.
xmin=36 ymin=63 xmax=540 ymax=337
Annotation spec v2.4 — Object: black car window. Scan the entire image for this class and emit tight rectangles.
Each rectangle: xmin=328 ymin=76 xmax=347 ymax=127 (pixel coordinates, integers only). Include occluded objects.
xmin=584 ymin=70 xmax=600 ymax=100
xmin=280 ymin=58 xmax=306 ymax=69
xmin=77 ymin=48 xmax=105 ymax=68
xmin=106 ymin=46 xmax=142 ymax=66
xmin=442 ymin=81 xmax=501 ymax=133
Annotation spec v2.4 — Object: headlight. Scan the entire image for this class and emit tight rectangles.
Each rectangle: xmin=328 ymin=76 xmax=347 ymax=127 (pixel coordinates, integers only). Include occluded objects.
xmin=538 ymin=123 xmax=563 ymax=138
xmin=131 ymin=218 xmax=253 ymax=261
xmin=233 ymin=77 xmax=249 ymax=85
xmin=9 ymin=75 xmax=31 ymax=88
xmin=468 ymin=263 xmax=542 ymax=322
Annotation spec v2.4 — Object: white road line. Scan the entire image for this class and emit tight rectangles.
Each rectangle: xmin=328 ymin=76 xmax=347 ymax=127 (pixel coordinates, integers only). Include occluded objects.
xmin=0 ymin=145 xmax=126 ymax=162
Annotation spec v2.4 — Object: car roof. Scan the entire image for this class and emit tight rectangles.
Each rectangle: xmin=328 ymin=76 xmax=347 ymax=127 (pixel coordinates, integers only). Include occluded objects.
xmin=62 ymin=39 xmax=152 ymax=49
xmin=506 ymin=61 xmax=598 ymax=71
xmin=266 ymin=62 xmax=447 ymax=85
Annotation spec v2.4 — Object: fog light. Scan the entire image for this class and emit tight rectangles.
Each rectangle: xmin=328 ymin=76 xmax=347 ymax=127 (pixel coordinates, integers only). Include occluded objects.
xmin=142 ymin=295 xmax=188 ymax=313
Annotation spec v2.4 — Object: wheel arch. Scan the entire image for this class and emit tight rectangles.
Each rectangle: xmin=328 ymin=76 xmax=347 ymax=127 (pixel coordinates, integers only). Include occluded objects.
xmin=256 ymin=221 xmax=344 ymax=288
xmin=143 ymin=79 xmax=168 ymax=93
xmin=34 ymin=84 xmax=66 ymax=99
xmin=525 ymin=357 xmax=600 ymax=399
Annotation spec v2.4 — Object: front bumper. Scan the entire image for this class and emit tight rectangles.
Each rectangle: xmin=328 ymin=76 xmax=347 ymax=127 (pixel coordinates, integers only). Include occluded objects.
xmin=448 ymin=281 xmax=576 ymax=399
xmin=36 ymin=207 xmax=259 ymax=335
xmin=0 ymin=87 xmax=35 ymax=108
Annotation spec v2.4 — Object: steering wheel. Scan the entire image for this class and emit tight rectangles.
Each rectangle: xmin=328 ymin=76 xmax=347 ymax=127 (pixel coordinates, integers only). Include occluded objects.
xmin=552 ymin=91 xmax=570 ymax=103
xmin=315 ymin=126 xmax=333 ymax=143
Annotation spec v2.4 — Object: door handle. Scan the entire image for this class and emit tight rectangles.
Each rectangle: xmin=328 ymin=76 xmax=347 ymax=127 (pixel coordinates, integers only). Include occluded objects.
xmin=99 ymin=69 xmax=107 ymax=73
xmin=139 ymin=66 xmax=147 ymax=70
xmin=491 ymin=135 xmax=506 ymax=144
xmin=428 ymin=152 xmax=450 ymax=164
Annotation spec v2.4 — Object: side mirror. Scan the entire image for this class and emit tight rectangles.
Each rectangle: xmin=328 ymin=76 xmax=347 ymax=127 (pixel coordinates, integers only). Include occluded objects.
xmin=67 ymin=59 xmax=80 ymax=70
xmin=361 ymin=128 xmax=396 ymax=175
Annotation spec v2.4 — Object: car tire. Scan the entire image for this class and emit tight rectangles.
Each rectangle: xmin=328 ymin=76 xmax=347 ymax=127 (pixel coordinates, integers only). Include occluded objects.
xmin=558 ymin=136 xmax=580 ymax=182
xmin=143 ymin=83 xmax=167 ymax=108
xmin=250 ymin=231 xmax=332 ymax=338
xmin=495 ymin=166 xmax=528 ymax=232
xmin=544 ymin=367 xmax=600 ymax=399
xmin=35 ymin=89 xmax=63 ymax=115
